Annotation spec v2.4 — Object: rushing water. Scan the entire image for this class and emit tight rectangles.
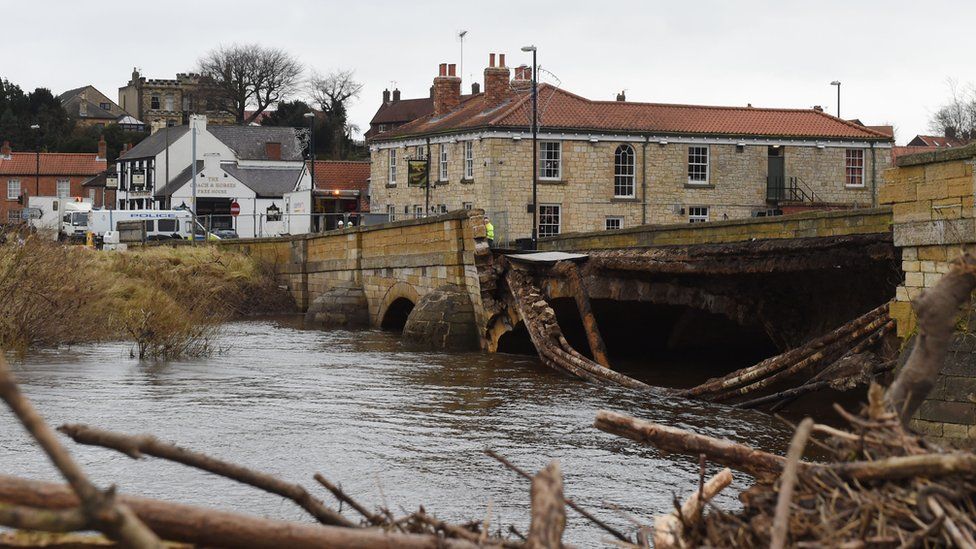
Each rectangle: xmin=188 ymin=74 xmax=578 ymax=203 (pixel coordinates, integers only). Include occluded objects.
xmin=1 ymin=318 xmax=793 ymax=547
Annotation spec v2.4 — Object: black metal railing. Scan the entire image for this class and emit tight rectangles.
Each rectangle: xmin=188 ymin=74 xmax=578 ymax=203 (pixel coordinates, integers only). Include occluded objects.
xmin=766 ymin=175 xmax=821 ymax=203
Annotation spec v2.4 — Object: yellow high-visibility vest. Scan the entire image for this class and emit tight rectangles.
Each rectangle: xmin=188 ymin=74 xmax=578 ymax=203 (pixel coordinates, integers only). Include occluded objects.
xmin=485 ymin=221 xmax=494 ymax=240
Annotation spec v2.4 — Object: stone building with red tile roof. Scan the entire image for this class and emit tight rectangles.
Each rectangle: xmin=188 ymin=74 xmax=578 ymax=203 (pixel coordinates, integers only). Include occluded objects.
xmin=0 ymin=140 xmax=107 ymax=226
xmin=368 ymin=54 xmax=894 ymax=244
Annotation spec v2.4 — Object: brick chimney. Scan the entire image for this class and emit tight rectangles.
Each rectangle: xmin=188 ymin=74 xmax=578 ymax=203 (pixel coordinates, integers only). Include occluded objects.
xmin=383 ymin=89 xmax=391 ymax=104
xmin=512 ymin=65 xmax=532 ymax=91
xmin=1 ymin=141 xmax=11 ymax=159
xmin=393 ymin=88 xmax=401 ymax=101
xmin=97 ymin=137 xmax=107 ymax=160
xmin=432 ymin=63 xmax=461 ymax=117
xmin=484 ymin=53 xmax=511 ymax=106
xmin=265 ymin=142 xmax=282 ymax=161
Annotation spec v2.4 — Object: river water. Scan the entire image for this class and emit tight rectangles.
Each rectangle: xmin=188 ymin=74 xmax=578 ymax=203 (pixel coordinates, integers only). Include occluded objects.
xmin=1 ymin=318 xmax=793 ymax=547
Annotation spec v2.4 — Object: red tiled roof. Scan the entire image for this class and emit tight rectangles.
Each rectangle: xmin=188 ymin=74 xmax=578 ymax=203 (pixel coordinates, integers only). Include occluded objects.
xmin=0 ymin=152 xmax=106 ymax=176
xmin=307 ymin=160 xmax=370 ymax=191
xmin=865 ymin=125 xmax=894 ymax=138
xmin=908 ymin=135 xmax=967 ymax=148
xmin=378 ymin=84 xmax=892 ymax=141
xmin=370 ymin=97 xmax=435 ymax=125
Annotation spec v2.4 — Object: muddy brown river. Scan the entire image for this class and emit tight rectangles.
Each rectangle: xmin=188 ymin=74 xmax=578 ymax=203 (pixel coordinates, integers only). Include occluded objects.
xmin=0 ymin=317 xmax=793 ymax=546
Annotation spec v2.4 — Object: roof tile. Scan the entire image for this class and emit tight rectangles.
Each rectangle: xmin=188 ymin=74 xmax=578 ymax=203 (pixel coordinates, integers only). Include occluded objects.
xmin=0 ymin=152 xmax=106 ymax=176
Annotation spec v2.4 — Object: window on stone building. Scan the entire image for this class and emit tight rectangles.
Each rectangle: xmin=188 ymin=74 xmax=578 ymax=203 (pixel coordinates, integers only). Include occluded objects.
xmin=605 ymin=217 xmax=623 ymax=230
xmin=415 ymin=145 xmax=426 ymax=159
xmin=538 ymin=204 xmax=561 ymax=237
xmin=688 ymin=206 xmax=709 ymax=223
xmin=539 ymin=141 xmax=561 ymax=180
xmin=388 ymin=149 xmax=397 ymax=186
xmin=463 ymin=202 xmax=473 ymax=210
xmin=7 ymin=179 xmax=21 ymax=200
xmin=688 ymin=146 xmax=709 ymax=184
xmin=845 ymin=149 xmax=865 ymax=187
xmin=439 ymin=145 xmax=449 ymax=181
xmin=99 ymin=102 xmax=111 ymax=111
xmin=150 ymin=95 xmax=160 ymax=110
xmin=614 ymin=145 xmax=636 ymax=197
xmin=164 ymin=95 xmax=174 ymax=111
xmin=464 ymin=141 xmax=474 ymax=179
xmin=56 ymin=179 xmax=70 ymax=198
xmin=414 ymin=205 xmax=423 ymax=219
xmin=386 ymin=204 xmax=395 ymax=222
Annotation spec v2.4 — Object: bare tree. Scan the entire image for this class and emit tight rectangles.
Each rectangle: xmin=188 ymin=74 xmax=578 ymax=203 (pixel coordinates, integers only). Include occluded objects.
xmin=309 ymin=70 xmax=363 ymax=158
xmin=198 ymin=44 xmax=303 ymax=125
xmin=929 ymin=78 xmax=976 ymax=140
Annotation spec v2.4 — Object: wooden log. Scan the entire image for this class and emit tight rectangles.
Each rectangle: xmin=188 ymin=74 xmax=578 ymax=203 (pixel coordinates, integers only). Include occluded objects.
xmin=681 ymin=303 xmax=888 ymax=398
xmin=594 ymin=411 xmax=789 ymax=477
xmin=58 ymin=423 xmax=355 ymax=528
xmin=652 ymin=468 xmax=733 ymax=549
xmin=554 ymin=261 xmax=611 ymax=368
xmin=770 ymin=418 xmax=813 ymax=549
xmin=886 ymin=253 xmax=976 ymax=426
xmin=711 ymin=314 xmax=891 ymax=402
xmin=0 ymin=502 xmax=88 ymax=533
xmin=0 ymin=474 xmax=487 ymax=549
xmin=527 ymin=462 xmax=566 ymax=549
xmin=829 ymin=452 xmax=976 ymax=482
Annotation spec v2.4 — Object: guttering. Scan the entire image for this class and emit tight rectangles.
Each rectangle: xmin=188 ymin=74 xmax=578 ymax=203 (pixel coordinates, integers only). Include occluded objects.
xmin=641 ymin=135 xmax=648 ymax=225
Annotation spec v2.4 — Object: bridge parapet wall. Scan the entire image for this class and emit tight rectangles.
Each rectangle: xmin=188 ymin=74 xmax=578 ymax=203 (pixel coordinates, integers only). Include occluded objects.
xmin=881 ymin=143 xmax=976 ymax=442
xmin=536 ymin=207 xmax=892 ymax=251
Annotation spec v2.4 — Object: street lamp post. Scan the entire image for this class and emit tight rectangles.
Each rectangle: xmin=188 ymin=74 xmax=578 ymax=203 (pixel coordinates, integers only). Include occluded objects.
xmin=830 ymin=80 xmax=841 ymax=118
xmin=521 ymin=45 xmax=538 ymax=250
xmin=30 ymin=124 xmax=40 ymax=197
xmin=304 ymin=112 xmax=317 ymax=230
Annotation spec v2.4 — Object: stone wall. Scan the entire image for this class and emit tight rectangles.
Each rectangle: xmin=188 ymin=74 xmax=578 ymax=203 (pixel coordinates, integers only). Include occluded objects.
xmin=536 ymin=207 xmax=892 ymax=251
xmin=371 ymin=136 xmax=891 ymax=245
xmin=226 ymin=210 xmax=488 ymax=348
xmin=880 ymin=143 xmax=976 ymax=443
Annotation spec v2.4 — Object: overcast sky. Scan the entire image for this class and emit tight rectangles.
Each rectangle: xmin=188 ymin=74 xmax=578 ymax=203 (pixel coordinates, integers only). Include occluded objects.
xmin=4 ymin=0 xmax=972 ymax=144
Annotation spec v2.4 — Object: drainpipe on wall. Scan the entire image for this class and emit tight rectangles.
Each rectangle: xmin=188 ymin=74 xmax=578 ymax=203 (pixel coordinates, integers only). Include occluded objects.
xmin=641 ymin=135 xmax=649 ymax=225
xmin=870 ymin=141 xmax=877 ymax=208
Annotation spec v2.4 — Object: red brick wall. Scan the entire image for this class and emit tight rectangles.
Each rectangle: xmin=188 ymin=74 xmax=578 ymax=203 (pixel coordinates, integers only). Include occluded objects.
xmin=1 ymin=175 xmax=94 ymax=225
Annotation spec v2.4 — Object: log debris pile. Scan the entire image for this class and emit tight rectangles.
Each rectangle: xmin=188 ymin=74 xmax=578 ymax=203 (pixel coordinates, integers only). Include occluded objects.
xmin=680 ymin=302 xmax=896 ymax=410
xmin=596 ymin=253 xmax=976 ymax=548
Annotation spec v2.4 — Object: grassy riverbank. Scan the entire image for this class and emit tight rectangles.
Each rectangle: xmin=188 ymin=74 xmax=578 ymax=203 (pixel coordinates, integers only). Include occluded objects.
xmin=0 ymin=236 xmax=293 ymax=358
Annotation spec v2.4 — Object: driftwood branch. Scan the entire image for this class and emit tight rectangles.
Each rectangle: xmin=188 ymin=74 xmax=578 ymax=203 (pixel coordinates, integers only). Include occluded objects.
xmin=0 ymin=474 xmax=484 ymax=549
xmin=652 ymin=468 xmax=733 ymax=548
xmin=0 ymin=501 xmax=88 ymax=532
xmin=312 ymin=473 xmax=385 ymax=526
xmin=770 ymin=418 xmax=813 ymax=549
xmin=484 ymin=449 xmax=629 ymax=543
xmin=885 ymin=253 xmax=976 ymax=426
xmin=57 ymin=423 xmax=355 ymax=528
xmin=527 ymin=461 xmax=566 ymax=549
xmin=0 ymin=357 xmax=162 ymax=548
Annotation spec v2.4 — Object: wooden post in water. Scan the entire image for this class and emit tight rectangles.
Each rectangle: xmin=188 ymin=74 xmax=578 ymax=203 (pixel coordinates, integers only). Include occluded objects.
xmin=559 ymin=261 xmax=611 ymax=368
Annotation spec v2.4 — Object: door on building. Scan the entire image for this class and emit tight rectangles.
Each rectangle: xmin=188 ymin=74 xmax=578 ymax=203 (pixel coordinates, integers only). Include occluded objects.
xmin=196 ymin=197 xmax=233 ymax=231
xmin=767 ymin=146 xmax=785 ymax=202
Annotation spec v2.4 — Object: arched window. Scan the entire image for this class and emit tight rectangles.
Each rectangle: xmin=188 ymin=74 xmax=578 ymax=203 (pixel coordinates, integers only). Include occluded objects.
xmin=614 ymin=145 xmax=636 ymax=198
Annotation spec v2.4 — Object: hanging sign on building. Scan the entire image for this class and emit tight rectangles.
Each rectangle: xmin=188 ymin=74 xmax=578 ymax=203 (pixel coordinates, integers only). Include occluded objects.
xmin=407 ymin=160 xmax=428 ymax=187
xmin=105 ymin=174 xmax=119 ymax=189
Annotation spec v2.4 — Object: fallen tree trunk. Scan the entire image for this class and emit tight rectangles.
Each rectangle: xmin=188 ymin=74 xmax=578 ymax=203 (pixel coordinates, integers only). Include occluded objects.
xmin=0 ymin=474 xmax=489 ymax=549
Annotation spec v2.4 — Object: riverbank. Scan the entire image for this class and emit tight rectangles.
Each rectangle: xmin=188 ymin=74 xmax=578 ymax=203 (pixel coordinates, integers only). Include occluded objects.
xmin=0 ymin=236 xmax=293 ymax=357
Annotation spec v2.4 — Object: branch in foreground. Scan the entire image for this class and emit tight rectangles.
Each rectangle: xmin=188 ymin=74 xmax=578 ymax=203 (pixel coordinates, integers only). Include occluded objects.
xmin=527 ymin=461 xmax=566 ymax=549
xmin=0 ymin=474 xmax=485 ymax=549
xmin=0 ymin=501 xmax=88 ymax=532
xmin=0 ymin=357 xmax=161 ymax=548
xmin=58 ymin=423 xmax=354 ymax=528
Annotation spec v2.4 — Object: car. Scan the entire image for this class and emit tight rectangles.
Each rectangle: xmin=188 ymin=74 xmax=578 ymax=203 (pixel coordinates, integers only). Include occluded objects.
xmin=213 ymin=229 xmax=239 ymax=240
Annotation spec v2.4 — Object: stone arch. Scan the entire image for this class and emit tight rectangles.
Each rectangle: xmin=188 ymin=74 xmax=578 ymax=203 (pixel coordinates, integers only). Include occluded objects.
xmin=403 ymin=284 xmax=480 ymax=350
xmin=376 ymin=281 xmax=420 ymax=330
xmin=304 ymin=283 xmax=369 ymax=328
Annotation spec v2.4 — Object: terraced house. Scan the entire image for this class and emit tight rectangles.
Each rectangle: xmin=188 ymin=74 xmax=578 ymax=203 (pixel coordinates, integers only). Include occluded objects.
xmin=368 ymin=54 xmax=894 ymax=244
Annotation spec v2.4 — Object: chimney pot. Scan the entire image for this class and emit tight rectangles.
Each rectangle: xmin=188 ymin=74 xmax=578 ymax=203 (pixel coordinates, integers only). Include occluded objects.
xmin=1 ymin=140 xmax=11 ymax=158
xmin=448 ymin=64 xmax=457 ymax=77
xmin=393 ymin=88 xmax=401 ymax=101
xmin=439 ymin=63 xmax=447 ymax=76
xmin=616 ymin=91 xmax=626 ymax=102
xmin=97 ymin=137 xmax=107 ymax=160
xmin=499 ymin=54 xmax=506 ymax=67
xmin=489 ymin=53 xmax=496 ymax=68
xmin=383 ymin=89 xmax=391 ymax=103
xmin=472 ymin=82 xmax=481 ymax=94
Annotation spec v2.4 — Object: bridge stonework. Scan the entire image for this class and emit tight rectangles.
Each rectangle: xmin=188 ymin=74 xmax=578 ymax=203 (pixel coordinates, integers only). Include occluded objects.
xmin=881 ymin=143 xmax=976 ymax=442
xmin=228 ymin=210 xmax=489 ymax=350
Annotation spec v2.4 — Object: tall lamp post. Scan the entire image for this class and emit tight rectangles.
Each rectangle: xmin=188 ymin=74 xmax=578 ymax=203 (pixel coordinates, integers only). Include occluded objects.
xmin=830 ymin=80 xmax=841 ymax=118
xmin=30 ymin=124 xmax=40 ymax=196
xmin=304 ymin=112 xmax=316 ymax=230
xmin=521 ymin=45 xmax=537 ymax=250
